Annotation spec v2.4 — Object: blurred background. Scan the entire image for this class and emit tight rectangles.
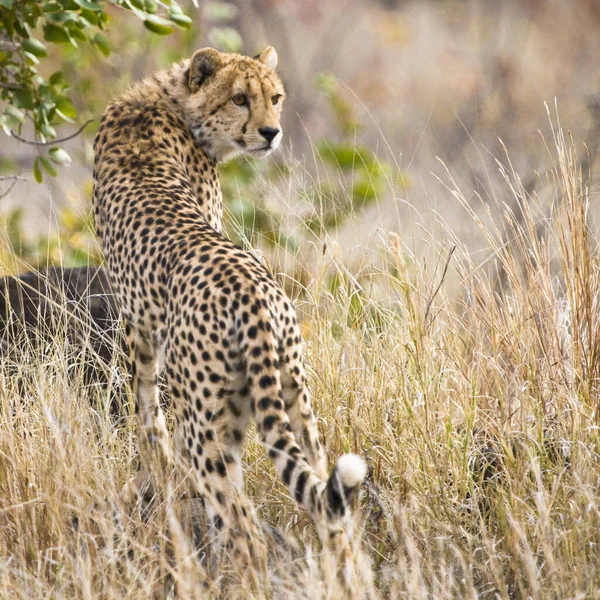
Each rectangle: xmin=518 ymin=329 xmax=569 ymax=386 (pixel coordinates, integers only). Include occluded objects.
xmin=2 ymin=0 xmax=600 ymax=293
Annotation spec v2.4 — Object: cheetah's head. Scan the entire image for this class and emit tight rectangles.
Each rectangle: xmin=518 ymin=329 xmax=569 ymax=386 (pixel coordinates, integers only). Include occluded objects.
xmin=182 ymin=47 xmax=285 ymax=162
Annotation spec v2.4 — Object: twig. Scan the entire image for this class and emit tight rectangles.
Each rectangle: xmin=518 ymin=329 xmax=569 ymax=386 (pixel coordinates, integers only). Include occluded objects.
xmin=0 ymin=175 xmax=27 ymax=181
xmin=0 ymin=81 xmax=22 ymax=90
xmin=0 ymin=179 xmax=18 ymax=200
xmin=10 ymin=119 xmax=94 ymax=146
xmin=0 ymin=173 xmax=26 ymax=200
xmin=423 ymin=245 xmax=456 ymax=331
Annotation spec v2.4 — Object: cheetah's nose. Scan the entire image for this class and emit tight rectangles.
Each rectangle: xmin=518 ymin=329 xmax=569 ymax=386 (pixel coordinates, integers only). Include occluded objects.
xmin=258 ymin=127 xmax=280 ymax=144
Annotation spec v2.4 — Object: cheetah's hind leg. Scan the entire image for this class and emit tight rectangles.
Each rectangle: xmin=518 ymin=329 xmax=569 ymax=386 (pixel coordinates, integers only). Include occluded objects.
xmin=164 ymin=321 xmax=269 ymax=595
xmin=280 ymin=360 xmax=327 ymax=480
xmin=248 ymin=325 xmax=368 ymax=594
xmin=121 ymin=321 xmax=173 ymax=516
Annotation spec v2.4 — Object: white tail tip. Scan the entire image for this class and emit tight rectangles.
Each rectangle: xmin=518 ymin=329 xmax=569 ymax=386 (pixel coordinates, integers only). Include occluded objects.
xmin=336 ymin=454 xmax=367 ymax=488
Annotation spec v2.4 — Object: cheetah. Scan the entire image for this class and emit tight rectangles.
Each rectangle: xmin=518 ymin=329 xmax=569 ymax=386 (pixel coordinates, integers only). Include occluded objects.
xmin=93 ymin=46 xmax=366 ymax=588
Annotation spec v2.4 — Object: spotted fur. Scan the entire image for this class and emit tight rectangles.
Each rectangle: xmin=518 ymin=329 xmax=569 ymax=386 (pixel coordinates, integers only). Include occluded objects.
xmin=93 ymin=46 xmax=365 ymax=586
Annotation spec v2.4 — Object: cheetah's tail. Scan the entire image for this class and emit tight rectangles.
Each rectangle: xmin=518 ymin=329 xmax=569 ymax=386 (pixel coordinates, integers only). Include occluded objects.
xmin=325 ymin=454 xmax=367 ymax=519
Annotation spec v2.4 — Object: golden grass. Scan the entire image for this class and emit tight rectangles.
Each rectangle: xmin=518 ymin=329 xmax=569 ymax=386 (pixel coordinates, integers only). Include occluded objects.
xmin=1 ymin=123 xmax=600 ymax=599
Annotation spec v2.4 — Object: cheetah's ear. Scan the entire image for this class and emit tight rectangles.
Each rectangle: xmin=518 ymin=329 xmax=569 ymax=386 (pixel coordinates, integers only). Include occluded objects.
xmin=256 ymin=46 xmax=278 ymax=70
xmin=188 ymin=48 xmax=223 ymax=93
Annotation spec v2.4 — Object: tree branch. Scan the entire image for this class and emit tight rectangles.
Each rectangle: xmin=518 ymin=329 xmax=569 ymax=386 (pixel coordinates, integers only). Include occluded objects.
xmin=0 ymin=174 xmax=26 ymax=200
xmin=10 ymin=119 xmax=94 ymax=146
xmin=0 ymin=81 xmax=22 ymax=90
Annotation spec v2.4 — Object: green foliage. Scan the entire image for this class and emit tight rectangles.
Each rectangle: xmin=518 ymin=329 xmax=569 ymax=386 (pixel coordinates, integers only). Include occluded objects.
xmin=219 ymin=157 xmax=298 ymax=251
xmin=305 ymin=73 xmax=410 ymax=237
xmin=318 ymin=140 xmax=390 ymax=205
xmin=0 ymin=0 xmax=191 ymax=180
xmin=219 ymin=69 xmax=409 ymax=255
xmin=206 ymin=1 xmax=241 ymax=52
xmin=303 ymin=140 xmax=407 ymax=236
xmin=315 ymin=72 xmax=359 ymax=137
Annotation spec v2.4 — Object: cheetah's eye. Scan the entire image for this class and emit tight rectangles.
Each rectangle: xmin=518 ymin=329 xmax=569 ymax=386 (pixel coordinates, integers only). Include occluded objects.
xmin=232 ymin=94 xmax=248 ymax=106
xmin=272 ymin=94 xmax=282 ymax=106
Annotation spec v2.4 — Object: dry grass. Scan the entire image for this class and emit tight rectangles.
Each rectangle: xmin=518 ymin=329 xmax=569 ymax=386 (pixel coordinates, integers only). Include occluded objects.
xmin=1 ymin=123 xmax=600 ymax=599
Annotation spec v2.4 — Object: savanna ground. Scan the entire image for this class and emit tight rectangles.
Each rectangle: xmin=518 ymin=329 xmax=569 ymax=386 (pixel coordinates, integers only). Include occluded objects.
xmin=2 ymin=0 xmax=600 ymax=598
xmin=1 ymin=121 xmax=599 ymax=599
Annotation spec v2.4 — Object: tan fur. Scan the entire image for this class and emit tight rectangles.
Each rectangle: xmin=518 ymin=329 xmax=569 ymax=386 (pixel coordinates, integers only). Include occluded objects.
xmin=93 ymin=47 xmax=364 ymax=593
xmin=153 ymin=46 xmax=286 ymax=162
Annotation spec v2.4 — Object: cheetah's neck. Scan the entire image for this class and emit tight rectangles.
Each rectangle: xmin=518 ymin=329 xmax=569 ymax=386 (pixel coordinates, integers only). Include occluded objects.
xmin=112 ymin=64 xmax=224 ymax=233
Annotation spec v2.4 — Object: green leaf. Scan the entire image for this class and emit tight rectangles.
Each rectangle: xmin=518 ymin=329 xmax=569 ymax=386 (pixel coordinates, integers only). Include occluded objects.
xmin=49 ymin=71 xmax=65 ymax=86
xmin=128 ymin=0 xmax=146 ymax=10
xmin=39 ymin=83 xmax=53 ymax=100
xmin=73 ymin=0 xmax=102 ymax=11
xmin=48 ymin=11 xmax=78 ymax=23
xmin=3 ymin=115 xmax=21 ymax=131
xmin=80 ymin=8 xmax=99 ymax=25
xmin=36 ymin=103 xmax=51 ymax=126
xmin=143 ymin=15 xmax=175 ymax=35
xmin=41 ymin=123 xmax=57 ymax=139
xmin=23 ymin=52 xmax=40 ymax=66
xmin=57 ymin=0 xmax=80 ymax=9
xmin=49 ymin=147 xmax=72 ymax=165
xmin=39 ymin=156 xmax=57 ymax=177
xmin=5 ymin=106 xmax=25 ymax=123
xmin=67 ymin=25 xmax=87 ymax=42
xmin=13 ymin=19 xmax=29 ymax=39
xmin=34 ymin=157 xmax=43 ymax=183
xmin=92 ymin=33 xmax=110 ymax=56
xmin=77 ymin=16 xmax=94 ymax=28
xmin=21 ymin=38 xmax=49 ymax=58
xmin=43 ymin=2 xmax=63 ymax=12
xmin=55 ymin=95 xmax=77 ymax=122
xmin=169 ymin=11 xmax=192 ymax=28
xmin=55 ymin=96 xmax=76 ymax=117
xmin=13 ymin=89 xmax=34 ymax=110
xmin=0 ymin=0 xmax=14 ymax=8
xmin=43 ymin=23 xmax=71 ymax=43
xmin=144 ymin=0 xmax=158 ymax=14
